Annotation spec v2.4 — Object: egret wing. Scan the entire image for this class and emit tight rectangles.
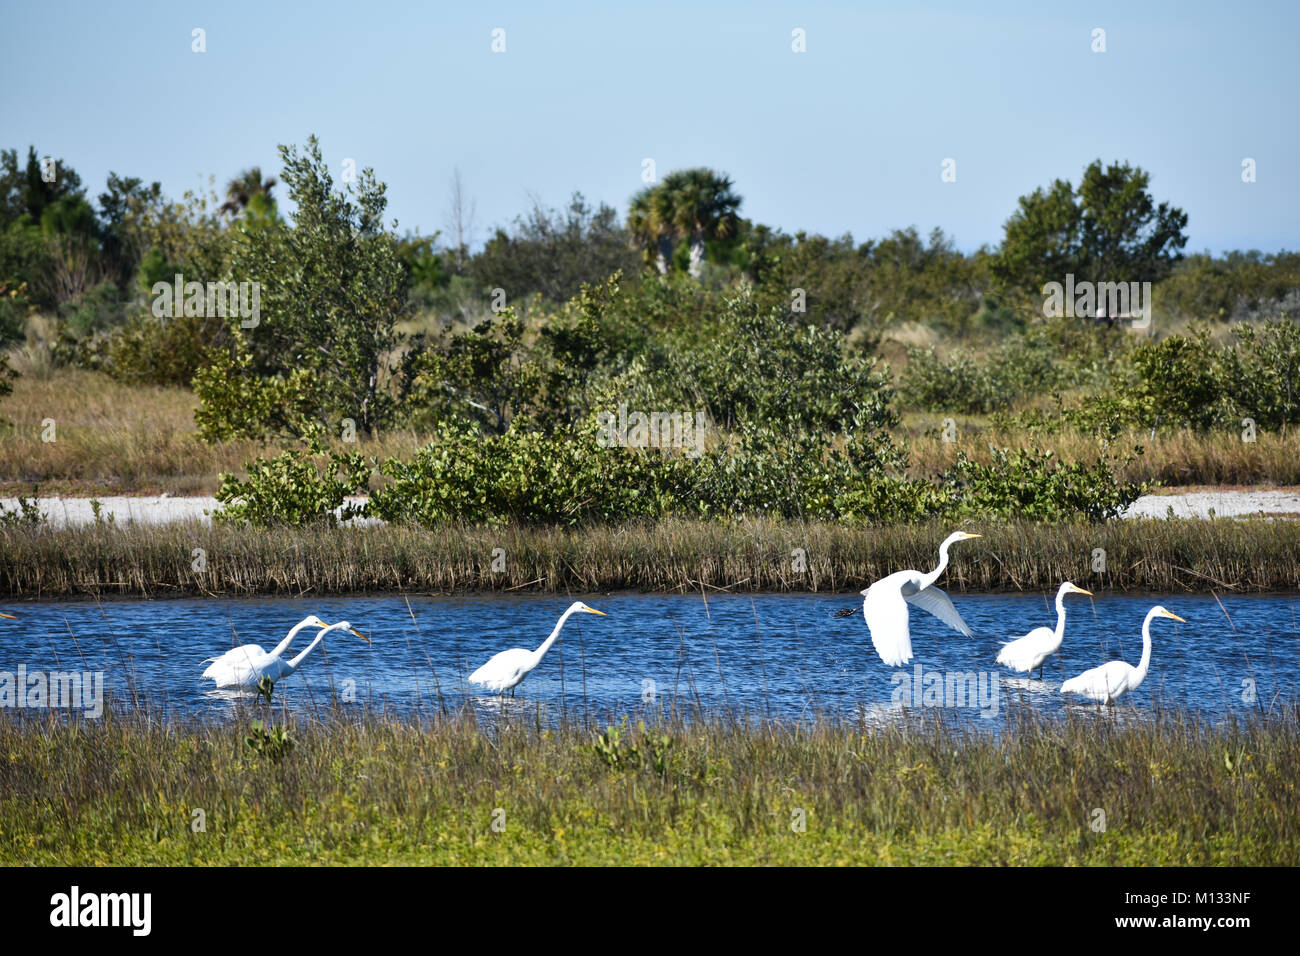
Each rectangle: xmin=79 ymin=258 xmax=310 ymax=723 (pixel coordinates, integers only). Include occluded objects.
xmin=904 ymin=585 xmax=973 ymax=637
xmin=202 ymin=645 xmax=269 ymax=681
xmin=205 ymin=644 xmax=267 ymax=666
xmin=996 ymin=627 xmax=1054 ymax=670
xmin=1062 ymin=661 xmax=1130 ymax=701
xmin=863 ymin=584 xmax=913 ymax=667
xmin=469 ymin=648 xmax=529 ymax=687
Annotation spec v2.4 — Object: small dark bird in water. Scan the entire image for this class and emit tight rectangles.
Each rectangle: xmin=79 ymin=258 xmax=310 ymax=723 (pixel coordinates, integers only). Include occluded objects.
xmin=832 ymin=607 xmax=857 ymax=618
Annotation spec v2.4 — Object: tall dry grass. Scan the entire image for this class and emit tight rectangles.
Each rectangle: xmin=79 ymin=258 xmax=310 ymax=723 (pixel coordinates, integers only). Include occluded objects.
xmin=0 ymin=367 xmax=433 ymax=495
xmin=906 ymin=419 xmax=1300 ymax=487
xmin=2 ymin=517 xmax=1297 ymax=598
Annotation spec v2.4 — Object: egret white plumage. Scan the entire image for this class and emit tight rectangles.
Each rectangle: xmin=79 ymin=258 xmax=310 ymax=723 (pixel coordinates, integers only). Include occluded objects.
xmin=859 ymin=531 xmax=981 ymax=667
xmin=468 ymin=601 xmax=606 ymax=695
xmin=201 ymin=616 xmax=368 ymax=689
xmin=996 ymin=581 xmax=1092 ymax=678
xmin=202 ymin=614 xmax=327 ymax=685
xmin=1060 ymin=605 xmax=1185 ymax=704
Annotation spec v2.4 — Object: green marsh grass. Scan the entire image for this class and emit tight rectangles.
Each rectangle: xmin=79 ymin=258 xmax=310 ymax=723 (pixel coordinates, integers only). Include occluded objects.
xmin=1 ymin=703 xmax=1295 ymax=865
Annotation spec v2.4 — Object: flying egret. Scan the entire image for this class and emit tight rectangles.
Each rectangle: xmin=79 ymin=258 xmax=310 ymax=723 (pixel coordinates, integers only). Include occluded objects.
xmin=996 ymin=581 xmax=1093 ymax=678
xmin=1060 ymin=605 xmax=1185 ymax=705
xmin=859 ymin=531 xmax=981 ymax=667
xmin=202 ymin=617 xmax=369 ymax=689
xmin=468 ymin=601 xmax=606 ymax=696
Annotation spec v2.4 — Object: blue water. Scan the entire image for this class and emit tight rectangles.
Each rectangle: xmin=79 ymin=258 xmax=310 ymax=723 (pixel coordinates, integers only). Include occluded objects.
xmin=0 ymin=591 xmax=1296 ymax=727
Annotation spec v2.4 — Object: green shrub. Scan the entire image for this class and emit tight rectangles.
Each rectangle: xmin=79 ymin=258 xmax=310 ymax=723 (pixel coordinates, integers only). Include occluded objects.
xmin=193 ymin=334 xmax=327 ymax=441
xmin=105 ymin=311 xmax=228 ymax=387
xmin=1060 ymin=392 xmax=1153 ymax=438
xmin=214 ymin=445 xmax=369 ymax=528
xmin=943 ymin=446 xmax=1145 ymax=522
xmin=1227 ymin=318 xmax=1300 ymax=429
xmin=368 ymin=418 xmax=688 ymax=527
xmin=0 ymin=490 xmax=45 ymax=528
xmin=900 ymin=345 xmax=1007 ymax=413
xmin=56 ymin=280 xmax=126 ymax=335
xmin=0 ymin=291 xmax=24 ymax=347
xmin=196 ymin=136 xmax=407 ymax=439
xmin=1131 ymin=328 xmax=1236 ymax=430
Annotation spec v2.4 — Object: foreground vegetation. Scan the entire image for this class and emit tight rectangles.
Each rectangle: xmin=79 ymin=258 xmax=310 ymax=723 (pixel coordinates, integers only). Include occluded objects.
xmin=3 ymin=517 xmax=1298 ymax=598
xmin=1 ymin=706 xmax=1294 ymax=865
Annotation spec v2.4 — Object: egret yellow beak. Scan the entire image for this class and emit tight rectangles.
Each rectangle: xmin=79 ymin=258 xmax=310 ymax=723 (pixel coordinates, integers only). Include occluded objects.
xmin=0 ymin=612 xmax=16 ymax=620
xmin=582 ymin=607 xmax=607 ymax=616
xmin=963 ymin=533 xmax=982 ymax=539
xmin=350 ymin=627 xmax=371 ymax=643
xmin=1073 ymin=587 xmax=1094 ymax=596
xmin=1160 ymin=611 xmax=1187 ymax=623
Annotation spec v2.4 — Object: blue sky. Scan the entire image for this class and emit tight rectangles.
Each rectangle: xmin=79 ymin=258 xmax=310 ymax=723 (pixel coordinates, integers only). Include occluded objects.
xmin=2 ymin=0 xmax=1296 ymax=253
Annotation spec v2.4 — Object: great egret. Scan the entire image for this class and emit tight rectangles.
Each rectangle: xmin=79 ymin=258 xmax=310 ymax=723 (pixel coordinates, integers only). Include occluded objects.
xmin=996 ymin=581 xmax=1093 ymax=678
xmin=202 ymin=617 xmax=369 ymax=689
xmin=1060 ymin=605 xmax=1185 ymax=704
xmin=201 ymin=614 xmax=327 ymax=684
xmin=468 ymin=601 xmax=606 ymax=696
xmin=859 ymin=531 xmax=981 ymax=667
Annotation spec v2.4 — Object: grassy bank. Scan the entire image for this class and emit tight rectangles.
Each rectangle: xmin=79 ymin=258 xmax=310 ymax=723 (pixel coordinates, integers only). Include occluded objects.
xmin=0 ymin=367 xmax=427 ymax=496
xmin=2 ymin=517 xmax=1299 ymax=599
xmin=1 ymin=706 xmax=1294 ymax=865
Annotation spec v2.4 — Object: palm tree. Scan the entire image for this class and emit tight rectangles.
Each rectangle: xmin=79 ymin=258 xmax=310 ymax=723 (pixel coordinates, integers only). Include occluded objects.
xmin=220 ymin=167 xmax=277 ymax=218
xmin=627 ymin=185 xmax=672 ymax=274
xmin=628 ymin=168 xmax=741 ymax=277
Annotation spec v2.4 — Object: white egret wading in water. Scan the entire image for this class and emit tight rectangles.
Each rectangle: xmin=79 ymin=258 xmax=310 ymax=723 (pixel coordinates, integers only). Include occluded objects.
xmin=468 ymin=601 xmax=606 ymax=696
xmin=996 ymin=581 xmax=1092 ymax=678
xmin=1060 ymin=605 xmax=1185 ymax=704
xmin=201 ymin=617 xmax=369 ymax=689
xmin=860 ymin=531 xmax=981 ymax=667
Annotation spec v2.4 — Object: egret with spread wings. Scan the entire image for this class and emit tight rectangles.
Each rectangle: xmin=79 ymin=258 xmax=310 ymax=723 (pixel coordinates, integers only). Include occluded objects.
xmin=859 ymin=531 xmax=981 ymax=667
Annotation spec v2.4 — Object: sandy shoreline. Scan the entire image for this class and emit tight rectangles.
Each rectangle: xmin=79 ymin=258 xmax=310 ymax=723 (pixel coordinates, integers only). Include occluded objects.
xmin=4 ymin=490 xmax=1300 ymax=527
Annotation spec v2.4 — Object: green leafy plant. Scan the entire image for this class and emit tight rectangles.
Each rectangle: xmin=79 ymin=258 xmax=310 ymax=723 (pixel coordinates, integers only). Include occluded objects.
xmin=193 ymin=135 xmax=408 ymax=441
xmin=943 ymin=446 xmax=1145 ymax=522
xmin=244 ymin=718 xmax=294 ymax=763
xmin=592 ymin=721 xmax=673 ymax=777
xmin=1227 ymin=318 xmax=1300 ymax=430
xmin=214 ymin=444 xmax=369 ymax=528
xmin=88 ymin=498 xmax=115 ymax=527
xmin=0 ymin=488 xmax=45 ymax=528
xmin=1131 ymin=327 xmax=1235 ymax=431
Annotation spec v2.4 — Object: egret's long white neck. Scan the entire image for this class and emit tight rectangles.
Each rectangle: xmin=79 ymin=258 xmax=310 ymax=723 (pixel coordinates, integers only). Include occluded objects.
xmin=1133 ymin=608 xmax=1157 ymax=686
xmin=920 ymin=538 xmax=955 ymax=590
xmin=1053 ymin=587 xmax=1070 ymax=640
xmin=532 ymin=603 xmax=583 ymax=664
xmin=271 ymin=616 xmax=319 ymax=659
xmin=283 ymin=621 xmax=350 ymax=675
